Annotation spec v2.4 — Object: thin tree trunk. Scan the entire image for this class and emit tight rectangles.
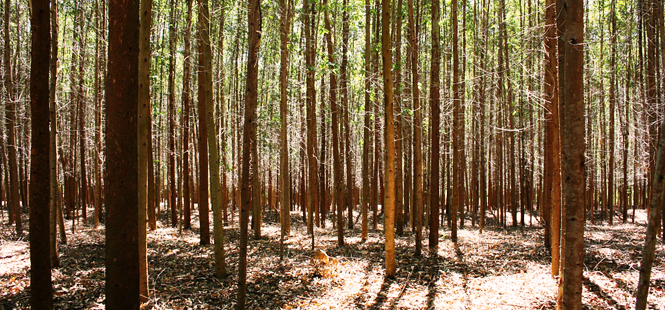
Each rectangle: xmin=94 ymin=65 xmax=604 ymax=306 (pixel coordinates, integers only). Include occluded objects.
xmin=382 ymin=0 xmax=397 ymax=277
xmin=5 ymin=0 xmax=21 ymax=235
xmin=182 ymin=0 xmax=193 ymax=230
xmin=408 ymin=0 xmax=423 ymax=256
xmin=305 ymin=0 xmax=318 ymax=247
xmin=138 ymin=0 xmax=153 ymax=300
xmin=279 ymin=0 xmax=293 ymax=260
xmin=197 ymin=0 xmax=211 ymax=245
xmin=362 ymin=0 xmax=372 ymax=242
xmin=429 ymin=0 xmax=441 ymax=251
xmin=49 ymin=0 xmax=60 ymax=268
xmin=238 ymin=0 xmax=261 ymax=307
xmin=342 ymin=0 xmax=354 ymax=232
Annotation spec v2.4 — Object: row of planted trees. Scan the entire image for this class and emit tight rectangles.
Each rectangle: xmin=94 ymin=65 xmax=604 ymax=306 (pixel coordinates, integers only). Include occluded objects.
xmin=4 ymin=0 xmax=665 ymax=308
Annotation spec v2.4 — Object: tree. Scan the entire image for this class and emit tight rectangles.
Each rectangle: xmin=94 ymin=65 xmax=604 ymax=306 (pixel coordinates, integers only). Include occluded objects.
xmin=407 ymin=0 xmax=422 ymax=256
xmin=451 ymin=0 xmax=460 ymax=243
xmin=198 ymin=0 xmax=211 ymax=245
xmin=544 ymin=0 xmax=562 ymax=276
xmin=49 ymin=0 xmax=61 ymax=268
xmin=304 ymin=0 xmax=319 ymax=243
xmin=106 ymin=0 xmax=140 ymax=308
xmin=342 ymin=0 xmax=354 ymax=231
xmin=167 ymin=0 xmax=177 ymax=228
xmin=558 ymin=0 xmax=585 ymax=308
xmin=238 ymin=0 xmax=262 ymax=307
xmin=362 ymin=0 xmax=372 ymax=242
xmin=279 ymin=0 xmax=293 ymax=259
xmin=429 ymin=0 xmax=441 ymax=252
xmin=635 ymin=0 xmax=665 ymax=308
xmin=323 ymin=0 xmax=344 ymax=247
xmin=138 ymin=0 xmax=153 ymax=300
xmin=382 ymin=0 xmax=396 ymax=278
xmin=199 ymin=0 xmax=227 ymax=278
xmin=5 ymin=0 xmax=21 ymax=235
xmin=29 ymin=0 xmax=53 ymax=307
xmin=182 ymin=0 xmax=194 ymax=231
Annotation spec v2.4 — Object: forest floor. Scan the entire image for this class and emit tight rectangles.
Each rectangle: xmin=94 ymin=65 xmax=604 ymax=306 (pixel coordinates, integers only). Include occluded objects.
xmin=1 ymin=207 xmax=664 ymax=310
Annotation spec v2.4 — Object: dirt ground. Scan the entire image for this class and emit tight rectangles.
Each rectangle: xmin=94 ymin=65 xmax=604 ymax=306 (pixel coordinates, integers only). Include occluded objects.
xmin=1 ymin=207 xmax=664 ymax=309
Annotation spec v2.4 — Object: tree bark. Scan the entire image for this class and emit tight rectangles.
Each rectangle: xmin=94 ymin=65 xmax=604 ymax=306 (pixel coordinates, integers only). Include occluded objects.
xmin=558 ymin=0 xmax=585 ymax=308
xmin=429 ymin=0 xmax=441 ymax=251
xmin=5 ymin=0 xmax=21 ymax=235
xmin=407 ymin=0 xmax=423 ymax=256
xmin=182 ymin=0 xmax=193 ymax=230
xmin=238 ymin=0 xmax=261 ymax=308
xmin=49 ymin=0 xmax=60 ymax=268
xmin=29 ymin=0 xmax=53 ymax=307
xmin=382 ymin=0 xmax=397 ymax=277
xmin=138 ymin=0 xmax=153 ymax=300
xmin=106 ymin=0 xmax=140 ymax=307
xmin=304 ymin=0 xmax=319 ymax=243
xmin=279 ymin=0 xmax=292 ymax=260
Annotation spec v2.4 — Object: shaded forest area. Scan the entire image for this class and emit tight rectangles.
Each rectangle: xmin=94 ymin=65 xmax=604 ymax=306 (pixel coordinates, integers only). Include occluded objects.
xmin=1 ymin=0 xmax=665 ymax=309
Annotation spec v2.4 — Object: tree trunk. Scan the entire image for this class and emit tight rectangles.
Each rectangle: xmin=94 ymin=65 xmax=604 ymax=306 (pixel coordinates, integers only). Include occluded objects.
xmin=408 ymin=0 xmax=422 ymax=256
xmin=382 ymin=0 xmax=397 ymax=277
xmin=558 ymin=0 xmax=585 ymax=308
xmin=451 ymin=0 xmax=460 ymax=242
xmin=197 ymin=0 xmax=211 ymax=245
xmin=238 ymin=0 xmax=261 ymax=308
xmin=182 ymin=0 xmax=193 ymax=230
xmin=77 ymin=8 xmax=88 ymax=225
xmin=544 ymin=0 xmax=557 ymax=268
xmin=279 ymin=0 xmax=292 ymax=260
xmin=429 ymin=0 xmax=441 ymax=251
xmin=49 ymin=0 xmax=60 ymax=268
xmin=5 ymin=0 xmax=21 ymax=235
xmin=305 ymin=0 xmax=318 ymax=244
xmin=105 ymin=0 xmax=140 ymax=306
xmin=29 ymin=0 xmax=53 ymax=307
xmin=138 ymin=0 xmax=153 ymax=300
xmin=362 ymin=0 xmax=372 ymax=242
xmin=342 ymin=0 xmax=355 ymax=232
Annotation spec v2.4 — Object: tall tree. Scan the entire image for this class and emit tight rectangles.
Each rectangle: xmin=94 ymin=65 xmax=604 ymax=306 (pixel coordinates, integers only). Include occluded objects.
xmin=362 ymin=0 xmax=372 ymax=242
xmin=342 ymin=0 xmax=354 ymax=231
xmin=451 ymin=0 xmax=460 ymax=242
xmin=197 ymin=0 xmax=211 ymax=245
xmin=5 ymin=0 xmax=21 ymax=235
xmin=167 ymin=0 xmax=177 ymax=228
xmin=279 ymin=0 xmax=292 ymax=259
xmin=608 ymin=0 xmax=617 ymax=226
xmin=93 ymin=0 xmax=104 ymax=228
xmin=49 ymin=0 xmax=61 ymax=268
xmin=407 ymin=0 xmax=423 ymax=256
xmin=29 ymin=0 xmax=53 ymax=307
xmin=323 ymin=0 xmax=344 ymax=246
xmin=77 ymin=2 xmax=88 ymax=225
xmin=382 ymin=0 xmax=397 ymax=278
xmin=106 ymin=0 xmax=140 ymax=307
xmin=182 ymin=0 xmax=193 ymax=230
xmin=304 ymin=0 xmax=319 ymax=242
xmin=636 ymin=0 xmax=665 ymax=308
xmin=199 ymin=0 xmax=227 ymax=278
xmin=138 ymin=0 xmax=153 ymax=300
xmin=429 ymin=0 xmax=441 ymax=251
xmin=238 ymin=0 xmax=262 ymax=307
xmin=545 ymin=0 xmax=562 ymax=276
xmin=558 ymin=0 xmax=585 ymax=308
